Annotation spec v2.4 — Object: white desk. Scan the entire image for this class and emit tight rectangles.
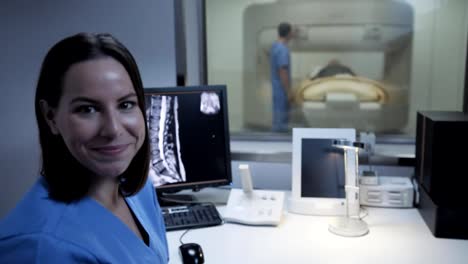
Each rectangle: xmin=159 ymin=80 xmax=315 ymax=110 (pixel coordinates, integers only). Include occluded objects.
xmin=167 ymin=206 xmax=468 ymax=264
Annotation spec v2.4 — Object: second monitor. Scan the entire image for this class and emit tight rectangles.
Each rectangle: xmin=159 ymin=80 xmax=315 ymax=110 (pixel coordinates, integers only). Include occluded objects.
xmin=144 ymin=85 xmax=232 ymax=197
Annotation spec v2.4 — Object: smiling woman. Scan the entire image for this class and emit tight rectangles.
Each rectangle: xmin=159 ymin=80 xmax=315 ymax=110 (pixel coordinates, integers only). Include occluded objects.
xmin=0 ymin=33 xmax=169 ymax=263
xmin=40 ymin=58 xmax=146 ymax=185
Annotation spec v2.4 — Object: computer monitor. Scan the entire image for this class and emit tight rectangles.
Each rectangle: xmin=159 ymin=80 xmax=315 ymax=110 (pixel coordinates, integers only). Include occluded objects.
xmin=290 ymin=128 xmax=356 ymax=216
xmin=144 ymin=85 xmax=232 ymax=197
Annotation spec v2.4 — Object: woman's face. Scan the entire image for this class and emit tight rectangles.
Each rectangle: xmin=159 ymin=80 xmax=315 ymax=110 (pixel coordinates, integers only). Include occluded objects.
xmin=47 ymin=57 xmax=145 ymax=179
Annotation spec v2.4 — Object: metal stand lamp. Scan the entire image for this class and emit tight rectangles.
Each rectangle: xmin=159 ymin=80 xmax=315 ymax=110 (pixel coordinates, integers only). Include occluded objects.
xmin=328 ymin=139 xmax=369 ymax=237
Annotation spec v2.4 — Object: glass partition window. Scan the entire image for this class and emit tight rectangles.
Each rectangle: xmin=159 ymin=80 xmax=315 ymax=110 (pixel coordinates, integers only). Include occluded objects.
xmin=206 ymin=0 xmax=468 ymax=136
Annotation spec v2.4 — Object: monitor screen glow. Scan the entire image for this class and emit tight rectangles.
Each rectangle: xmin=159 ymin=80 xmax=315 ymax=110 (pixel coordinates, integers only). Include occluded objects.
xmin=144 ymin=85 xmax=232 ymax=193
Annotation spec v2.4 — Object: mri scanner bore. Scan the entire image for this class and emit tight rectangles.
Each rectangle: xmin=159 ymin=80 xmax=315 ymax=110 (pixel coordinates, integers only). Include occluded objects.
xmin=243 ymin=0 xmax=413 ymax=133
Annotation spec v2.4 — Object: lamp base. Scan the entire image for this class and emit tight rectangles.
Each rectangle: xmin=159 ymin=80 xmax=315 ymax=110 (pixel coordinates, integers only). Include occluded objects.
xmin=329 ymin=217 xmax=369 ymax=237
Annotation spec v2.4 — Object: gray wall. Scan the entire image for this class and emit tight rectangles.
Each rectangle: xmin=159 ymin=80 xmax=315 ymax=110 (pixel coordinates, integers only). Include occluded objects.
xmin=0 ymin=0 xmax=177 ymax=218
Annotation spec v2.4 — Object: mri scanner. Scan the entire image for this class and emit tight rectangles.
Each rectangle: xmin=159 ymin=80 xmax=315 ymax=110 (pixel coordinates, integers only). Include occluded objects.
xmin=243 ymin=0 xmax=413 ymax=132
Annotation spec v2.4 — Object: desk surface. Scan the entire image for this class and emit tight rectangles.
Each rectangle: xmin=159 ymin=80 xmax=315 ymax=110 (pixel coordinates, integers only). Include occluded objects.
xmin=167 ymin=206 xmax=468 ymax=264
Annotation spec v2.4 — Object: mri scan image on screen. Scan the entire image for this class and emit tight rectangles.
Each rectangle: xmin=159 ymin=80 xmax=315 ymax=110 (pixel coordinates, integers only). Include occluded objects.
xmin=144 ymin=86 xmax=232 ymax=193
xmin=147 ymin=94 xmax=186 ymax=186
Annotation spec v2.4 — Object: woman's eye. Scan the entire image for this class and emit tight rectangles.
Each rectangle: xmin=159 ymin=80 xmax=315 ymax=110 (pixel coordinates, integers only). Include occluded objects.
xmin=75 ymin=105 xmax=97 ymax=114
xmin=120 ymin=101 xmax=137 ymax=110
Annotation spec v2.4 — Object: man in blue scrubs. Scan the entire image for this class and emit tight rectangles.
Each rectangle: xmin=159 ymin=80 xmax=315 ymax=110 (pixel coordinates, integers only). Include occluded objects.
xmin=270 ymin=22 xmax=294 ymax=132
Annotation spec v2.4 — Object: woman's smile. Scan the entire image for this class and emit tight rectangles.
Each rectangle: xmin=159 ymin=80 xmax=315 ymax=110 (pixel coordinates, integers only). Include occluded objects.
xmin=90 ymin=144 xmax=131 ymax=156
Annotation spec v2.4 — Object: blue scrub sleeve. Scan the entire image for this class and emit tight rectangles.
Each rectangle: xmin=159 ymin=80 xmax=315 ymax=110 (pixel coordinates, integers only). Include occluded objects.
xmin=278 ymin=46 xmax=290 ymax=68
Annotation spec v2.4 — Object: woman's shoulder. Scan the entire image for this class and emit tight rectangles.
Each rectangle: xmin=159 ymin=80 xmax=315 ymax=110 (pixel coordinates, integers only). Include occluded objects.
xmin=0 ymin=178 xmax=99 ymax=262
xmin=0 ymin=231 xmax=98 ymax=262
xmin=127 ymin=178 xmax=158 ymax=209
xmin=0 ymin=178 xmax=89 ymax=243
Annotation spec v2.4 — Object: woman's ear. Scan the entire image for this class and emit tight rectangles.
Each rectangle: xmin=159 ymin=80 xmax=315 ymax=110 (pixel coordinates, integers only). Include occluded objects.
xmin=39 ymin=100 xmax=59 ymax=135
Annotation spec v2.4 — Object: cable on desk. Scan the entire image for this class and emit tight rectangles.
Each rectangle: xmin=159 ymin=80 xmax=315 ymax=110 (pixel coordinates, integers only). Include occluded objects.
xmin=360 ymin=207 xmax=369 ymax=219
xmin=179 ymin=228 xmax=192 ymax=245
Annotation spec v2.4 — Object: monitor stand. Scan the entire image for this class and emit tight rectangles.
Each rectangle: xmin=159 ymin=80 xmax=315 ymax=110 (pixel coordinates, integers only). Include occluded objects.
xmin=158 ymin=192 xmax=197 ymax=207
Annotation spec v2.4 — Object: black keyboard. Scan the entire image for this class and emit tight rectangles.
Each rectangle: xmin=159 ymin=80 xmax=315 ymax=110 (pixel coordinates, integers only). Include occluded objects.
xmin=162 ymin=203 xmax=223 ymax=231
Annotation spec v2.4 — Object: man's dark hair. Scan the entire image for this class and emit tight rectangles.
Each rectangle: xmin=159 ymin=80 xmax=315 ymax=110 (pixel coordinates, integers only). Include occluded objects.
xmin=278 ymin=22 xmax=292 ymax=38
xmin=34 ymin=33 xmax=150 ymax=202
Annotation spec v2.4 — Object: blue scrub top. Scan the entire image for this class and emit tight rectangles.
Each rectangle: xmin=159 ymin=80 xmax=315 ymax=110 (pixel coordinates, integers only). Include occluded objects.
xmin=0 ymin=178 xmax=169 ymax=263
xmin=270 ymin=41 xmax=291 ymax=92
xmin=270 ymin=41 xmax=291 ymax=131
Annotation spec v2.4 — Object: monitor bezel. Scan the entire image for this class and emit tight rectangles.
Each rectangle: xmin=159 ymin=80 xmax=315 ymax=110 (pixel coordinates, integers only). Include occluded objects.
xmin=144 ymin=85 xmax=232 ymax=193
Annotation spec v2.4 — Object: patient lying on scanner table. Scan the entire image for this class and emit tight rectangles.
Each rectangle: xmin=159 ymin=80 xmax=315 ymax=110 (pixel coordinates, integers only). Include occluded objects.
xmin=313 ymin=59 xmax=356 ymax=79
xmin=292 ymin=59 xmax=399 ymax=132
xmin=295 ymin=60 xmax=388 ymax=106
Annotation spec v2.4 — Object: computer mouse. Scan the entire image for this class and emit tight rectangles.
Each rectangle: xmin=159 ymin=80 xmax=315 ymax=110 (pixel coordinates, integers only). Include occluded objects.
xmin=179 ymin=243 xmax=205 ymax=264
